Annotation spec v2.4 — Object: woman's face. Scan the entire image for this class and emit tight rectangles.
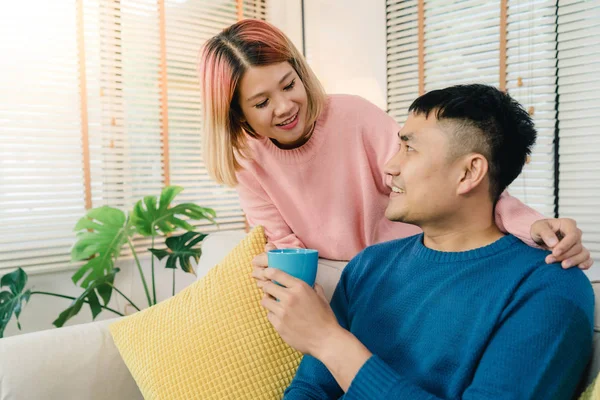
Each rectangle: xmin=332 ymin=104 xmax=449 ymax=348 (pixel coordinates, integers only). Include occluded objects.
xmin=237 ymin=62 xmax=310 ymax=149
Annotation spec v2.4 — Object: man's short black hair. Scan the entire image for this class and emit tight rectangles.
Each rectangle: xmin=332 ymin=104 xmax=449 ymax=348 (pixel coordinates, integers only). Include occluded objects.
xmin=408 ymin=84 xmax=536 ymax=202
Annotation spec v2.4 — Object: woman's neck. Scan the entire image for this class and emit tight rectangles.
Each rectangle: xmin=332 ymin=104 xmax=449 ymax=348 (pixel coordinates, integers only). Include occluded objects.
xmin=270 ymin=122 xmax=317 ymax=150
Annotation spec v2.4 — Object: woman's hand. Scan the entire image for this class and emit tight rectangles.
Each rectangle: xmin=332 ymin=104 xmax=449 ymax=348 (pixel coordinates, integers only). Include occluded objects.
xmin=530 ymin=218 xmax=593 ymax=269
xmin=251 ymin=243 xmax=277 ymax=288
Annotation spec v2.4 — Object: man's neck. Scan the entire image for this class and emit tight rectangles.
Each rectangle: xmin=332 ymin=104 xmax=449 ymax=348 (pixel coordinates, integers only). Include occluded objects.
xmin=421 ymin=203 xmax=505 ymax=252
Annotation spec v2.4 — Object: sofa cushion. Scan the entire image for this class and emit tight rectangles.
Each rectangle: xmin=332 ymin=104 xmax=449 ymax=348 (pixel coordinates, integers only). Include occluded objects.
xmin=109 ymin=226 xmax=302 ymax=400
xmin=0 ymin=318 xmax=142 ymax=400
xmin=579 ymin=374 xmax=600 ymax=399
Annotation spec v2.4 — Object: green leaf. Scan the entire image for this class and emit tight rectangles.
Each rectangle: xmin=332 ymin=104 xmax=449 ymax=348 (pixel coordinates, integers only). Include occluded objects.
xmin=0 ymin=268 xmax=32 ymax=338
xmin=148 ymin=248 xmax=170 ymax=260
xmin=149 ymin=232 xmax=208 ymax=275
xmin=1 ymin=267 xmax=27 ymax=296
xmin=53 ymin=269 xmax=119 ymax=328
xmin=132 ymin=186 xmax=217 ymax=237
xmin=71 ymin=206 xmax=133 ymax=294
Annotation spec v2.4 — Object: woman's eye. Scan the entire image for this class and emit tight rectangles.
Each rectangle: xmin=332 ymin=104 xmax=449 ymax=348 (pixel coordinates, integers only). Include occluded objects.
xmin=255 ymin=99 xmax=268 ymax=109
xmin=284 ymin=79 xmax=296 ymax=91
xmin=406 ymin=145 xmax=414 ymax=152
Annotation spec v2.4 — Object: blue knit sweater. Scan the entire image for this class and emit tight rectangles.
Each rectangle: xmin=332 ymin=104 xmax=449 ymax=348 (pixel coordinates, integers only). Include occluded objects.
xmin=284 ymin=234 xmax=594 ymax=399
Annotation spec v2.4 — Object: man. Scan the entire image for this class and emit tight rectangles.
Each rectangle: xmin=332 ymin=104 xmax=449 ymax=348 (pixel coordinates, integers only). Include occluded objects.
xmin=258 ymin=84 xmax=594 ymax=399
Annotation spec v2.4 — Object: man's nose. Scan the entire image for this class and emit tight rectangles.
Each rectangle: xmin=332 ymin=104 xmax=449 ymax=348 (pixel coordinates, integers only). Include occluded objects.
xmin=384 ymin=151 xmax=402 ymax=176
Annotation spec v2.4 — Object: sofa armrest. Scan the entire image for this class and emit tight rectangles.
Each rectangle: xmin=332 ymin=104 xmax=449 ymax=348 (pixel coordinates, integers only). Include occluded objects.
xmin=196 ymin=230 xmax=248 ymax=280
xmin=0 ymin=318 xmax=142 ymax=400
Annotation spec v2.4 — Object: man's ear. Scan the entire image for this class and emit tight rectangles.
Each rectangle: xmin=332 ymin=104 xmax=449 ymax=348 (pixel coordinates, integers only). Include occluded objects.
xmin=456 ymin=154 xmax=489 ymax=195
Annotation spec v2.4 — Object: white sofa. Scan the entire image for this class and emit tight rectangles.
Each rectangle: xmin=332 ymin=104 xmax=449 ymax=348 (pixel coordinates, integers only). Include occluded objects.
xmin=0 ymin=230 xmax=598 ymax=399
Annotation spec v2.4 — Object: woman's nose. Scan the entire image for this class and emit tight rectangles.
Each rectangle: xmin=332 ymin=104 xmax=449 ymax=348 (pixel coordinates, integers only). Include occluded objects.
xmin=274 ymin=96 xmax=294 ymax=117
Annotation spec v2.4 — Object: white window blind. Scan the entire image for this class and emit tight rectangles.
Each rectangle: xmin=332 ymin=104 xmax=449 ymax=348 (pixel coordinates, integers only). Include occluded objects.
xmin=557 ymin=0 xmax=600 ymax=260
xmin=85 ymin=0 xmax=164 ymax=211
xmin=0 ymin=0 xmax=267 ymax=274
xmin=386 ymin=0 xmax=556 ymax=216
xmin=0 ymin=1 xmax=86 ymax=272
xmin=166 ymin=1 xmax=266 ymax=232
xmin=505 ymin=0 xmax=557 ymax=217
xmin=386 ymin=0 xmax=420 ymax=124
xmin=424 ymin=0 xmax=501 ymax=90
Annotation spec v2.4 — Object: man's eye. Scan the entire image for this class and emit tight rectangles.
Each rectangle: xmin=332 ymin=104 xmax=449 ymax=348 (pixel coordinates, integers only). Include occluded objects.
xmin=255 ymin=99 xmax=268 ymax=109
xmin=284 ymin=79 xmax=296 ymax=91
xmin=406 ymin=145 xmax=414 ymax=152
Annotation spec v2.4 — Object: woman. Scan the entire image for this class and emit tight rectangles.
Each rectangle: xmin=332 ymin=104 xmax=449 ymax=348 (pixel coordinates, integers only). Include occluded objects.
xmin=197 ymin=19 xmax=592 ymax=273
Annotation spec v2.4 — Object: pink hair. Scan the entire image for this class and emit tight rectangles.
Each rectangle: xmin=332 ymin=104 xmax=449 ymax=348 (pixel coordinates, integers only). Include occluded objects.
xmin=198 ymin=19 xmax=326 ymax=186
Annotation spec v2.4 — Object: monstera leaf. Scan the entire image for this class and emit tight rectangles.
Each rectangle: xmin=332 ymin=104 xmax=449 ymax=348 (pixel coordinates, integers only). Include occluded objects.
xmin=0 ymin=268 xmax=31 ymax=338
xmin=132 ymin=186 xmax=216 ymax=237
xmin=71 ymin=206 xmax=134 ymax=291
xmin=149 ymin=232 xmax=208 ymax=275
xmin=53 ymin=268 xmax=119 ymax=328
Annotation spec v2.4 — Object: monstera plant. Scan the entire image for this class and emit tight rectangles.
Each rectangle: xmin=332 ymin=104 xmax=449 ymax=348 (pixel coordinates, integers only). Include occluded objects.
xmin=0 ymin=186 xmax=216 ymax=338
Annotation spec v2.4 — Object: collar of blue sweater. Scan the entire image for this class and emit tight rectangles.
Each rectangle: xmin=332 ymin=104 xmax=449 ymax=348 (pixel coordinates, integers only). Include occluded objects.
xmin=411 ymin=233 xmax=521 ymax=263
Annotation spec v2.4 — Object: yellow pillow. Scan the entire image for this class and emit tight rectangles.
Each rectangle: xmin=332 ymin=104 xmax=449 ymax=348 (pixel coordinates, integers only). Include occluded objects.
xmin=110 ymin=226 xmax=302 ymax=399
xmin=579 ymin=374 xmax=600 ymax=400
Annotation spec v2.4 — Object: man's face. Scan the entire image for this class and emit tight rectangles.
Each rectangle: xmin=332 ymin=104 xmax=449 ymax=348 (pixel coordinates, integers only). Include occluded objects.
xmin=384 ymin=112 xmax=463 ymax=226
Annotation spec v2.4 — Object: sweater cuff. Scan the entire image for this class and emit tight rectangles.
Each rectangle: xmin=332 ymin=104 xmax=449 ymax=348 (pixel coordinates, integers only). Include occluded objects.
xmin=495 ymin=191 xmax=544 ymax=248
xmin=344 ymin=355 xmax=400 ymax=399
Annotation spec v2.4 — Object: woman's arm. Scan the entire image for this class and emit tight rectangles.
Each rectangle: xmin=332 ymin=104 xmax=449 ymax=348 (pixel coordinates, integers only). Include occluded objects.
xmin=494 ymin=191 xmax=593 ymax=269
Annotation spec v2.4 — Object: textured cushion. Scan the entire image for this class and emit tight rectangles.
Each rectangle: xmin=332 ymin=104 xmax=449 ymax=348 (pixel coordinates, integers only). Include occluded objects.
xmin=109 ymin=226 xmax=302 ymax=400
xmin=579 ymin=374 xmax=600 ymax=400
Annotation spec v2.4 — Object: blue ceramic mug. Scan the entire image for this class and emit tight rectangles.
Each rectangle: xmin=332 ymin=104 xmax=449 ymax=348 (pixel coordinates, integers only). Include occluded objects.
xmin=267 ymin=248 xmax=319 ymax=287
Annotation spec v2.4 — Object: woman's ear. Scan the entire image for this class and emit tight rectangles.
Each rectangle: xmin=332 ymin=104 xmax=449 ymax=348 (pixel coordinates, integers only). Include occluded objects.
xmin=456 ymin=153 xmax=489 ymax=195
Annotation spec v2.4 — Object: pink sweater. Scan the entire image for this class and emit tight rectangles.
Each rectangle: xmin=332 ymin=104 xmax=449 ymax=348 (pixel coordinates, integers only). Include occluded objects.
xmin=236 ymin=95 xmax=544 ymax=261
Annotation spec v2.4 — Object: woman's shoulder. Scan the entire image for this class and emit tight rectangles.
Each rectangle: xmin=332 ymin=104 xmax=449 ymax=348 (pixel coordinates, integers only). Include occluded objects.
xmin=322 ymin=94 xmax=399 ymax=141
xmin=327 ymin=93 xmax=383 ymax=113
xmin=327 ymin=94 xmax=395 ymax=125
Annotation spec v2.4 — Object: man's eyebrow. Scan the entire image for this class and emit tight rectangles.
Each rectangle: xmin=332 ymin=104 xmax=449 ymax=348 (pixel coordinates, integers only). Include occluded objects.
xmin=246 ymin=71 xmax=294 ymax=102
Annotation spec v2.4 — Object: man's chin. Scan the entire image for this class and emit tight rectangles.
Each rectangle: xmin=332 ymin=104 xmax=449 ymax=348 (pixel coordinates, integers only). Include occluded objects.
xmin=385 ymin=209 xmax=407 ymax=223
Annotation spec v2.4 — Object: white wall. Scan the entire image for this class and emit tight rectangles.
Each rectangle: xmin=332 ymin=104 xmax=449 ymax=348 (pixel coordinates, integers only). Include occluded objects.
xmin=270 ymin=0 xmax=388 ymax=110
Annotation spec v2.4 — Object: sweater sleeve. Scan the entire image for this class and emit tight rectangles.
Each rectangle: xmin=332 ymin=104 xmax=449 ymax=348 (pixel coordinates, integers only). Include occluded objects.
xmin=494 ymin=191 xmax=545 ymax=247
xmin=343 ymin=267 xmax=594 ymax=400
xmin=235 ymin=167 xmax=305 ymax=249
xmin=283 ymin=256 xmax=361 ymax=399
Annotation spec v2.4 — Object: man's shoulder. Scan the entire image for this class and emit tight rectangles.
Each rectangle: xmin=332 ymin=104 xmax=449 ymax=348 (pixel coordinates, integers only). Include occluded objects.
xmin=508 ymin=240 xmax=594 ymax=320
xmin=343 ymin=235 xmax=420 ymax=275
xmin=360 ymin=234 xmax=420 ymax=258
xmin=339 ymin=235 xmax=420 ymax=294
xmin=526 ymin=260 xmax=594 ymax=304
